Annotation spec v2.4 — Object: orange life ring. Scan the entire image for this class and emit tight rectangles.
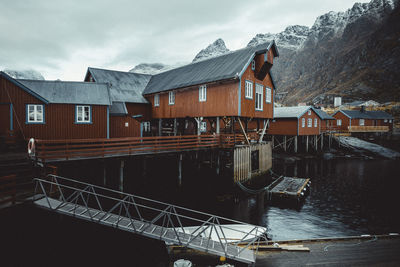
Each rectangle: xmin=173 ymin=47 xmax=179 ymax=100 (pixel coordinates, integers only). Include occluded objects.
xmin=28 ymin=138 xmax=35 ymax=155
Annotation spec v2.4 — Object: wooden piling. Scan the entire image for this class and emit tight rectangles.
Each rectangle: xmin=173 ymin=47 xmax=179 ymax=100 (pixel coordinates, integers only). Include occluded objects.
xmin=119 ymin=160 xmax=124 ymax=192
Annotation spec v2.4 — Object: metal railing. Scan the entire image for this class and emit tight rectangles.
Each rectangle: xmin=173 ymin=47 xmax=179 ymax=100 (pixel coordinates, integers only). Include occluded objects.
xmin=33 ymin=175 xmax=267 ymax=264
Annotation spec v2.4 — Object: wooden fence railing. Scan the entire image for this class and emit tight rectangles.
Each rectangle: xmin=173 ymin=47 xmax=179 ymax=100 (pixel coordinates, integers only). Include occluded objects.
xmin=348 ymin=126 xmax=389 ymax=132
xmin=31 ymin=133 xmax=260 ymax=163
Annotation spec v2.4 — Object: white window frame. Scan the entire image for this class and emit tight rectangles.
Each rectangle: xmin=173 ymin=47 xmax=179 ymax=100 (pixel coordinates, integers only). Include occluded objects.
xmin=154 ymin=94 xmax=159 ymax=107
xmin=199 ymin=85 xmax=207 ymax=102
xmin=251 ymin=60 xmax=255 ymax=71
xmin=27 ymin=104 xmax=44 ymax=123
xmin=169 ymin=91 xmax=175 ymax=105
xmin=302 ymin=118 xmax=305 ymax=127
xmin=314 ymin=118 xmax=318 ymax=127
xmin=307 ymin=118 xmax=312 ymax=127
xmin=76 ymin=105 xmax=91 ymax=123
xmin=389 ymin=119 xmax=392 ymax=123
xmin=265 ymin=87 xmax=272 ymax=103
xmin=308 ymin=110 xmax=311 ymax=115
xmin=143 ymin=121 xmax=151 ymax=132
xmin=384 ymin=119 xmax=388 ymax=123
xmin=359 ymin=119 xmax=365 ymax=126
xmin=337 ymin=119 xmax=342 ymax=126
xmin=255 ymin=84 xmax=263 ymax=111
xmin=245 ymin=81 xmax=253 ymax=99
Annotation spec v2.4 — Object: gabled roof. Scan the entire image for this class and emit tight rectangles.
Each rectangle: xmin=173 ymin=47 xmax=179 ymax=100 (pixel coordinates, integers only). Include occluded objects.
xmin=313 ymin=108 xmax=334 ymax=120
xmin=142 ymin=41 xmax=279 ymax=95
xmin=86 ymin=67 xmax=151 ymax=104
xmin=274 ymin=106 xmax=311 ymax=119
xmin=16 ymin=79 xmax=111 ymax=105
xmin=336 ymin=109 xmax=393 ymax=120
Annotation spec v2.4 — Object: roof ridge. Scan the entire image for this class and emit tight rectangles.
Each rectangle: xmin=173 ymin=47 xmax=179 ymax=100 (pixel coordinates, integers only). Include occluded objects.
xmin=151 ymin=41 xmax=274 ymax=78
xmin=16 ymin=78 xmax=109 ymax=85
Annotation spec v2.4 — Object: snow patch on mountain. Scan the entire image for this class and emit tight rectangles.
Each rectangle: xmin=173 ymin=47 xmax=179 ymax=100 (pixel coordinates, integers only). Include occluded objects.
xmin=247 ymin=25 xmax=310 ymax=50
xmin=129 ymin=63 xmax=173 ymax=75
xmin=3 ymin=69 xmax=45 ymax=80
xmin=192 ymin=38 xmax=230 ymax=62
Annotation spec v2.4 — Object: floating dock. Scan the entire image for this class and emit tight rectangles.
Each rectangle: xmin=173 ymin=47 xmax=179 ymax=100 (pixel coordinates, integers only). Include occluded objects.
xmin=267 ymin=176 xmax=310 ymax=201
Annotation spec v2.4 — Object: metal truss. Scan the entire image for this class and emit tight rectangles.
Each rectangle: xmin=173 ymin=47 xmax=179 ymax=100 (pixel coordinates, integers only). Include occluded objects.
xmin=33 ymin=174 xmax=267 ymax=264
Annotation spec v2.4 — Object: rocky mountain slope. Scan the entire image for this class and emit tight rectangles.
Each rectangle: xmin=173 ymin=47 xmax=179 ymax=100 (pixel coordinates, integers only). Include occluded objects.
xmin=129 ymin=63 xmax=175 ymax=75
xmin=192 ymin=38 xmax=230 ymax=62
xmin=3 ymin=69 xmax=45 ymax=80
xmin=251 ymin=0 xmax=399 ymax=105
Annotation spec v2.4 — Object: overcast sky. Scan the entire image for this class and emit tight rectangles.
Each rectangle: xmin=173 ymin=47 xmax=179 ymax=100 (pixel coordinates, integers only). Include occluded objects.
xmin=0 ymin=0 xmax=370 ymax=81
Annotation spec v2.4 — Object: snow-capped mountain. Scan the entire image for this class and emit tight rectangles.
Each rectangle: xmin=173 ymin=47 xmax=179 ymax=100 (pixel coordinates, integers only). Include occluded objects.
xmin=3 ymin=69 xmax=45 ymax=80
xmin=129 ymin=63 xmax=172 ymax=75
xmin=192 ymin=38 xmax=230 ymax=62
xmin=247 ymin=25 xmax=311 ymax=50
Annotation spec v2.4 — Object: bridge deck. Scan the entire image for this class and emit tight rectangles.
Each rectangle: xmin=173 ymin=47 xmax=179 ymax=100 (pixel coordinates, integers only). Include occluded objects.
xmin=34 ymin=197 xmax=255 ymax=264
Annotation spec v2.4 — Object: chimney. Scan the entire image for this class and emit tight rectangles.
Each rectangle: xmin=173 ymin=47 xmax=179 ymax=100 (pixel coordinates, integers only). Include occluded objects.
xmin=360 ymin=105 xmax=365 ymax=113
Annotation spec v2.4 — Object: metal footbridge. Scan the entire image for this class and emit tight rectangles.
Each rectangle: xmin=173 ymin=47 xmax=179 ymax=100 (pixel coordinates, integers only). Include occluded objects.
xmin=33 ymin=175 xmax=267 ymax=264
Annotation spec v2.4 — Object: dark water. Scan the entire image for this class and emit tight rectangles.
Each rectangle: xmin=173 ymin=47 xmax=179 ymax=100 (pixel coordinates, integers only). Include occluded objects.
xmin=1 ymin=155 xmax=400 ymax=265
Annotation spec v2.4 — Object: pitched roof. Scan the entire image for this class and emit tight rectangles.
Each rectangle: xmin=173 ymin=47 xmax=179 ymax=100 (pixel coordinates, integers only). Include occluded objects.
xmin=274 ymin=106 xmax=311 ymax=118
xmin=338 ymin=110 xmax=393 ymax=119
xmin=313 ymin=108 xmax=334 ymax=120
xmin=87 ymin=67 xmax=151 ymax=104
xmin=109 ymin=101 xmax=128 ymax=116
xmin=143 ymin=41 xmax=278 ymax=95
xmin=16 ymin=79 xmax=110 ymax=105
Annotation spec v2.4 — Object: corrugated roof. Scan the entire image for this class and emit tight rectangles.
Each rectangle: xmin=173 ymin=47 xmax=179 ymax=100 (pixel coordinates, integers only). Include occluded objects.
xmin=109 ymin=101 xmax=128 ymax=115
xmin=340 ymin=110 xmax=393 ymax=119
xmin=143 ymin=41 xmax=278 ymax=95
xmin=313 ymin=108 xmax=334 ymax=120
xmin=88 ymin=67 xmax=151 ymax=104
xmin=274 ymin=106 xmax=311 ymax=118
xmin=16 ymin=79 xmax=110 ymax=105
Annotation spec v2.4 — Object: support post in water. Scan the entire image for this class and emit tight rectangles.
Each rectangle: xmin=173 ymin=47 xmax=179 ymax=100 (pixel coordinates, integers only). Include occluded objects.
xmin=178 ymin=154 xmax=182 ymax=186
xmin=294 ymin=136 xmax=298 ymax=153
xmin=283 ymin=136 xmax=287 ymax=152
xmin=306 ymin=135 xmax=309 ymax=152
xmin=103 ymin=162 xmax=107 ymax=186
xmin=119 ymin=160 xmax=124 ymax=192
xmin=216 ymin=152 xmax=220 ymax=175
xmin=321 ymin=133 xmax=324 ymax=150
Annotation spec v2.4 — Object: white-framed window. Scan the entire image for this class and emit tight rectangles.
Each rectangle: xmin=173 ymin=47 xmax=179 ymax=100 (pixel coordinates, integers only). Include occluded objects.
xmin=142 ymin=121 xmax=151 ymax=132
xmin=169 ymin=91 xmax=175 ymax=105
xmin=265 ymin=87 xmax=272 ymax=103
xmin=255 ymin=84 xmax=263 ymax=111
xmin=251 ymin=60 xmax=255 ymax=71
xmin=314 ymin=118 xmax=318 ymax=127
xmin=26 ymin=104 xmax=44 ymax=123
xmin=154 ymin=94 xmax=159 ymax=107
xmin=337 ymin=119 xmax=342 ymax=126
xmin=384 ymin=119 xmax=388 ymax=123
xmin=302 ymin=118 xmax=305 ymax=127
xmin=308 ymin=118 xmax=312 ymax=127
xmin=76 ymin=105 xmax=91 ymax=123
xmin=200 ymin=121 xmax=207 ymax=132
xmin=199 ymin=85 xmax=207 ymax=102
xmin=359 ymin=119 xmax=365 ymax=126
xmin=389 ymin=119 xmax=392 ymax=123
xmin=308 ymin=110 xmax=311 ymax=115
xmin=245 ymin=81 xmax=253 ymax=99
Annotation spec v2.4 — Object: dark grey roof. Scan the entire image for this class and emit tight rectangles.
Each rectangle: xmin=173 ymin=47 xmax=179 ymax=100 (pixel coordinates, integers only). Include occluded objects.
xmin=274 ymin=106 xmax=311 ymax=118
xmin=143 ymin=41 xmax=278 ymax=95
xmin=312 ymin=108 xmax=334 ymax=120
xmin=87 ymin=67 xmax=151 ymax=104
xmin=109 ymin=101 xmax=128 ymax=116
xmin=338 ymin=110 xmax=393 ymax=119
xmin=16 ymin=79 xmax=110 ymax=105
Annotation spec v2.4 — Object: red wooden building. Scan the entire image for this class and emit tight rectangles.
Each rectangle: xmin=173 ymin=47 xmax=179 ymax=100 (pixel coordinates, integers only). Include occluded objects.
xmin=84 ymin=68 xmax=152 ymax=138
xmin=267 ymin=106 xmax=328 ymax=152
xmin=0 ymin=71 xmax=110 ymax=141
xmin=141 ymin=42 xmax=279 ymax=138
xmin=332 ymin=108 xmax=394 ymax=132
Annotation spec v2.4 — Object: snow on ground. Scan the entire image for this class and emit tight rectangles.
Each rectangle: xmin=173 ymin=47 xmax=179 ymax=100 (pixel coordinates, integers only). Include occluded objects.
xmin=336 ymin=136 xmax=400 ymax=159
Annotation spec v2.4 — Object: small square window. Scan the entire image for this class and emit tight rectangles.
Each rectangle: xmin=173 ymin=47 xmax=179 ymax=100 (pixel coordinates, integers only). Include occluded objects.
xmin=308 ymin=110 xmax=311 ymax=115
xmin=251 ymin=60 xmax=255 ymax=71
xmin=76 ymin=105 xmax=91 ymax=123
xmin=26 ymin=104 xmax=44 ymax=123
xmin=337 ymin=119 xmax=342 ymax=126
xmin=359 ymin=119 xmax=365 ymax=126
xmin=200 ymin=121 xmax=207 ymax=132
